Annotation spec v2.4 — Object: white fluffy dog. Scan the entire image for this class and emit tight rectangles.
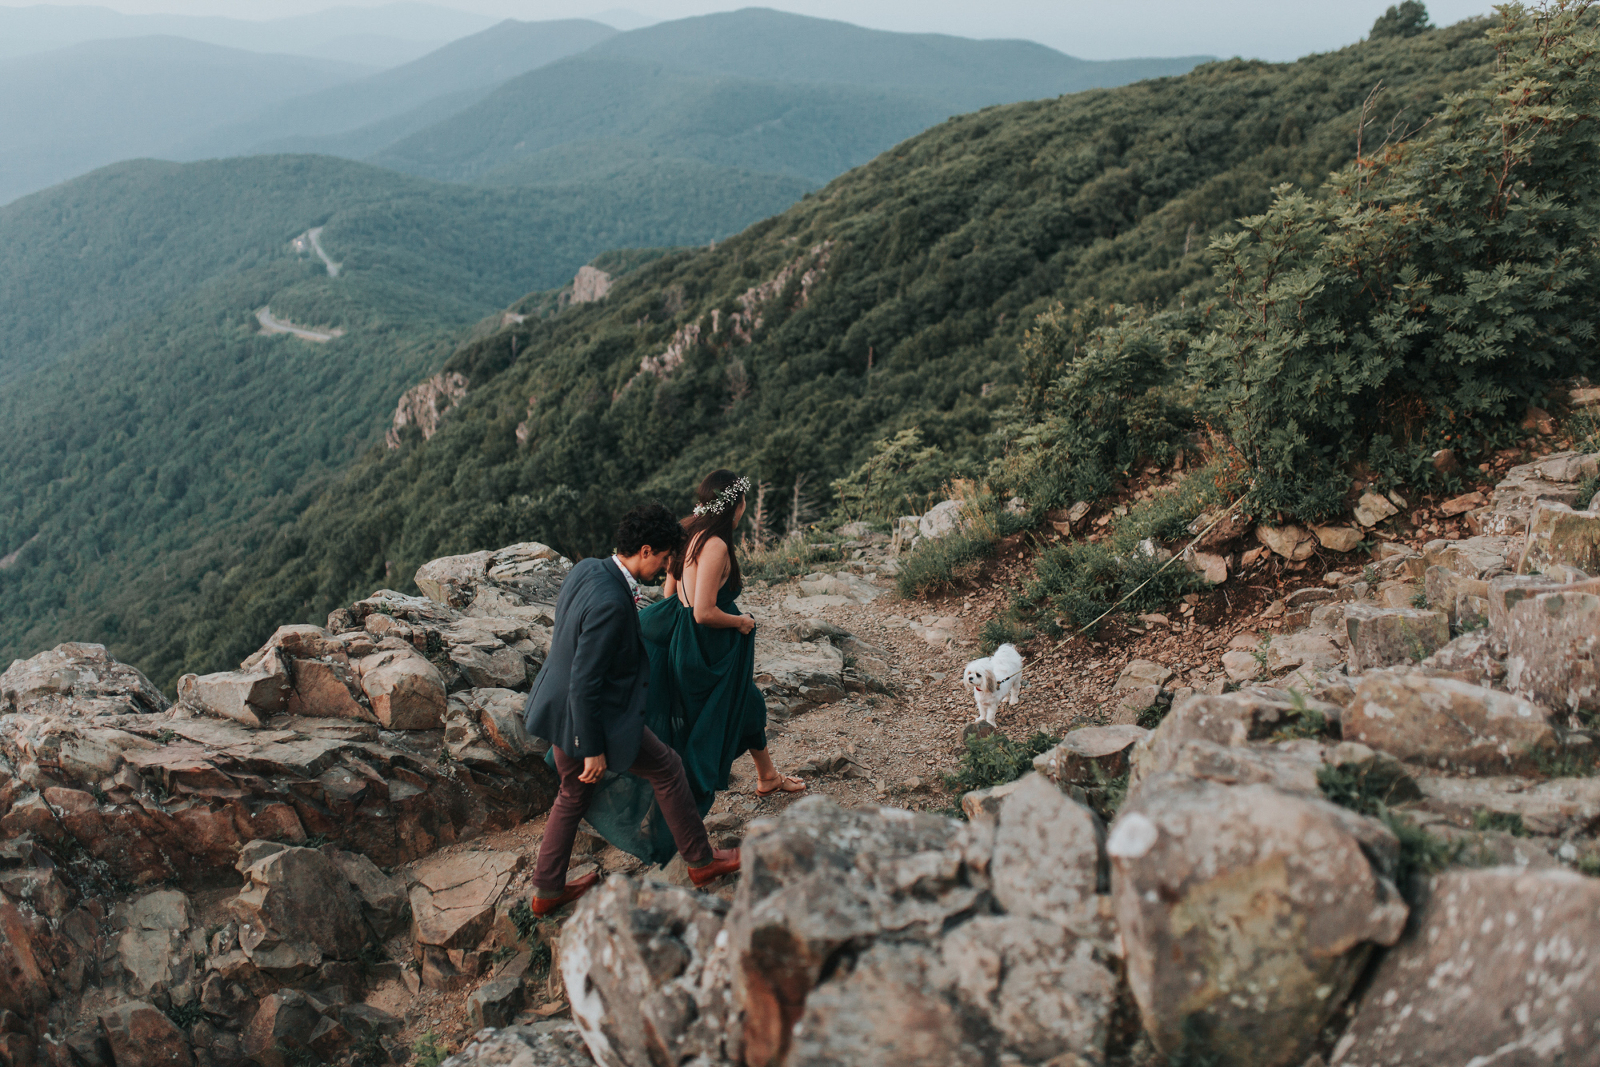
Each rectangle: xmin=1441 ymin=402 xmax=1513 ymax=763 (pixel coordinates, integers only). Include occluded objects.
xmin=963 ymin=643 xmax=1024 ymax=727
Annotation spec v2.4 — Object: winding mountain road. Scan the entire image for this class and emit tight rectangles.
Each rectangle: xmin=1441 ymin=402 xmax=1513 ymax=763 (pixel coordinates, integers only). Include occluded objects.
xmin=256 ymin=307 xmax=342 ymax=342
xmin=307 ymin=226 xmax=342 ymax=277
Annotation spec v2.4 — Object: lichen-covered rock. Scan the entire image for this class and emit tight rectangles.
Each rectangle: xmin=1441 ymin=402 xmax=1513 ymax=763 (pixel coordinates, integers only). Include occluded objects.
xmin=562 ymin=877 xmax=733 ymax=1067
xmin=434 ymin=1024 xmax=592 ymax=1067
xmin=1333 ymin=868 xmax=1600 ymax=1065
xmin=1412 ymin=774 xmax=1600 ymax=837
xmin=1504 ymin=588 xmax=1600 ymax=715
xmin=113 ymin=889 xmax=203 ymax=999
xmin=1342 ymin=671 xmax=1557 ymax=773
xmin=1344 ymin=605 xmax=1449 ymax=672
xmin=1108 ymin=778 xmax=1408 ymax=1067
xmin=1131 ymin=689 xmax=1334 ymax=786
xmin=1517 ymin=500 xmax=1600 ymax=575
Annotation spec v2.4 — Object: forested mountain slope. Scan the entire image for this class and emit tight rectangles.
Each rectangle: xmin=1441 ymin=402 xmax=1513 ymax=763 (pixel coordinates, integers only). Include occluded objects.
xmin=0 ymin=37 xmax=365 ymax=204
xmin=372 ymin=8 xmax=1210 ymax=186
xmin=104 ymin=19 xmax=1493 ymax=686
xmin=175 ymin=19 xmax=618 ymax=161
xmin=0 ymin=153 xmax=808 ymax=679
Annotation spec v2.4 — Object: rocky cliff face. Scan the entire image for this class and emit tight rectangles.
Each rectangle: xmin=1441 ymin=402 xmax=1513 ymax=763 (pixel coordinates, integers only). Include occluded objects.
xmin=384 ymin=372 xmax=470 ymax=450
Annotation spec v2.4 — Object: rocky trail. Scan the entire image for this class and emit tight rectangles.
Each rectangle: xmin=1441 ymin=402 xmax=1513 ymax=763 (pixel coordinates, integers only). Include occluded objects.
xmin=2 ymin=426 xmax=1599 ymax=1067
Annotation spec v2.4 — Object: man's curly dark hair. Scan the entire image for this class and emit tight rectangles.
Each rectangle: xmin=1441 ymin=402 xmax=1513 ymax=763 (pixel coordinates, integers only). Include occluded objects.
xmin=615 ymin=503 xmax=687 ymax=558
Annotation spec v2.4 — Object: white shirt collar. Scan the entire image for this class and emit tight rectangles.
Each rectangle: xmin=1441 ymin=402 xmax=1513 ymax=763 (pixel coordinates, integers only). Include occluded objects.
xmin=611 ymin=555 xmax=644 ymax=608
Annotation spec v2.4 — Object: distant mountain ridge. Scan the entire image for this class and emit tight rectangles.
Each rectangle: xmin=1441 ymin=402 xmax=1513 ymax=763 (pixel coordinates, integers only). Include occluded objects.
xmin=0 ymin=2 xmax=498 ymax=65
xmin=174 ymin=18 xmax=618 ymax=161
xmin=0 ymin=35 xmax=365 ymax=204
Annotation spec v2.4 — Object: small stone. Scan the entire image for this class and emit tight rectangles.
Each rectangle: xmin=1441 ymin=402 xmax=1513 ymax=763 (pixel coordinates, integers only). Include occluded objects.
xmin=1353 ymin=492 xmax=1400 ymax=527
xmin=467 ymin=976 xmax=525 ymax=1029
xmin=1439 ymin=490 xmax=1486 ymax=516
xmin=1256 ymin=524 xmax=1316 ymax=561
xmin=1116 ymin=659 xmax=1173 ymax=690
xmin=1312 ymin=525 xmax=1363 ymax=552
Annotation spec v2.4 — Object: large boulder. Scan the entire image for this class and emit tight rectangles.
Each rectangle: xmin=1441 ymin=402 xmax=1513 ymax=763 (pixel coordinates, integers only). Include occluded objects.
xmin=0 ymin=644 xmax=169 ymax=719
xmin=1108 ymin=778 xmax=1408 ymax=1067
xmin=112 ymin=889 xmax=204 ymax=1000
xmin=1333 ymin=868 xmax=1600 ymax=1065
xmin=414 ymin=543 xmax=570 ymax=612
xmin=0 ymin=688 xmax=553 ymax=886
xmin=561 ymin=878 xmax=733 ymax=1067
xmin=1131 ymin=689 xmax=1333 ymax=787
xmin=1341 ymin=671 xmax=1558 ymax=774
xmin=355 ymin=646 xmax=446 ymax=729
xmin=175 ymin=667 xmax=287 ymax=728
xmin=229 ymin=845 xmax=368 ymax=977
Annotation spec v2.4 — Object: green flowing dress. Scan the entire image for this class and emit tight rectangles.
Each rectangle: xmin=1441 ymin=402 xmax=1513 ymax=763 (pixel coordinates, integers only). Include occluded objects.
xmin=573 ymin=583 xmax=768 ymax=864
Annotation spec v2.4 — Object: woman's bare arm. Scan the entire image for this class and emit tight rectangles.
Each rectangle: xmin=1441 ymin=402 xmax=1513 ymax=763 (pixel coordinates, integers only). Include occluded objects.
xmin=691 ymin=537 xmax=754 ymax=634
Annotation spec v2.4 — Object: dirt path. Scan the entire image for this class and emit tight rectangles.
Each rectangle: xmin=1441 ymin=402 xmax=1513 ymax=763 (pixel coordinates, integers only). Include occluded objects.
xmin=255 ymin=306 xmax=344 ymax=342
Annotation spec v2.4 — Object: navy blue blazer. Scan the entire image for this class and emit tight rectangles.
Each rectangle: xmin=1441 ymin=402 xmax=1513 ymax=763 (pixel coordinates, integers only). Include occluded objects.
xmin=522 ymin=556 xmax=648 ymax=771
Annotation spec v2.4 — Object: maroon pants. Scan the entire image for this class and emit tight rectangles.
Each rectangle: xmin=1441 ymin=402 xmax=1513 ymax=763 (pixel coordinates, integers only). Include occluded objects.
xmin=532 ymin=726 xmax=712 ymax=893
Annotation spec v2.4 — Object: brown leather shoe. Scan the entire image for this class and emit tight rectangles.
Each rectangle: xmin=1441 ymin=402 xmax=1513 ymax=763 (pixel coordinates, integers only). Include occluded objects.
xmin=529 ymin=870 xmax=600 ymax=916
xmin=688 ymin=848 xmax=740 ymax=888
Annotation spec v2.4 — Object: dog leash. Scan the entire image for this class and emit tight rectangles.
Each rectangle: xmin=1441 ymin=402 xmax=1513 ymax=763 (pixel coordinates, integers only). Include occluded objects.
xmin=1056 ymin=486 xmax=1257 ymax=644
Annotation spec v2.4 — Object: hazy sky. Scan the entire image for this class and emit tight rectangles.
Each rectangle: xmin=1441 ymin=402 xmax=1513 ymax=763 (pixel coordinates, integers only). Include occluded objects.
xmin=18 ymin=0 xmax=1501 ymax=61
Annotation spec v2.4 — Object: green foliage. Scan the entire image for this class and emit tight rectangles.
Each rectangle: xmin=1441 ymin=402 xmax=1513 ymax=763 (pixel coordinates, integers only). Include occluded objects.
xmin=412 ymin=1033 xmax=450 ymax=1067
xmin=508 ymin=899 xmax=540 ymax=943
xmin=1010 ymin=468 xmax=1218 ymax=634
xmin=943 ymin=731 xmax=1060 ymax=798
xmin=1317 ymin=762 xmax=1458 ymax=896
xmin=998 ymin=304 xmax=1203 ymax=513
xmin=740 ymin=539 xmax=850 ymax=583
xmin=1472 ymin=809 xmax=1528 ymax=836
xmin=1190 ymin=2 xmax=1600 ymax=521
xmin=832 ymin=428 xmax=958 ymax=522
xmin=1371 ymin=1 xmax=1434 ymax=40
xmin=894 ymin=494 xmax=1031 ymax=598
xmin=1269 ymin=690 xmax=1329 ymax=740
xmin=979 ymin=616 xmax=1033 ymax=654
xmin=163 ymin=1002 xmax=206 ymax=1029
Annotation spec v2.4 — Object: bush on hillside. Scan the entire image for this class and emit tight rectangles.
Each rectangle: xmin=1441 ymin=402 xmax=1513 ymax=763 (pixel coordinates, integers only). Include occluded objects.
xmin=1192 ymin=0 xmax=1600 ymax=519
xmin=830 ymin=427 xmax=963 ymax=522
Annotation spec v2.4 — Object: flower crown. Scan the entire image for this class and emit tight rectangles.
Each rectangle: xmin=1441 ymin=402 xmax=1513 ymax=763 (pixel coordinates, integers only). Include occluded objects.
xmin=693 ymin=476 xmax=751 ymax=518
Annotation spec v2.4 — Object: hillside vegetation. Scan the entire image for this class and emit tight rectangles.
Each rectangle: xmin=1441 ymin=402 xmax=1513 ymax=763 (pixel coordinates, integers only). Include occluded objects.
xmin=119 ymin=16 xmax=1503 ymax=685
xmin=0 ymin=154 xmax=809 ymax=679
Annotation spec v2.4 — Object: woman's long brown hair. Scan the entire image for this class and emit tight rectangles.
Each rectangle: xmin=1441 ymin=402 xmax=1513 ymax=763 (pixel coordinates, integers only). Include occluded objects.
xmin=670 ymin=469 xmax=744 ymax=595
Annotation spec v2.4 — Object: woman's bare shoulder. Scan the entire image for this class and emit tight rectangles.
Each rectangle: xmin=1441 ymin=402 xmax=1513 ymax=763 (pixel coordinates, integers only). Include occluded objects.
xmin=693 ymin=532 xmax=729 ymax=559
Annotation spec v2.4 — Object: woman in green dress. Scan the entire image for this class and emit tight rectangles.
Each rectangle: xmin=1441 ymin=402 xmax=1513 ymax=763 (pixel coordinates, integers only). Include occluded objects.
xmin=576 ymin=470 xmax=804 ymax=864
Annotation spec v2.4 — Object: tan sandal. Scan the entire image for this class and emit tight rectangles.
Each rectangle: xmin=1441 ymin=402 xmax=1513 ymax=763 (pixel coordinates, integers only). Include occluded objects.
xmin=756 ymin=773 xmax=807 ymax=796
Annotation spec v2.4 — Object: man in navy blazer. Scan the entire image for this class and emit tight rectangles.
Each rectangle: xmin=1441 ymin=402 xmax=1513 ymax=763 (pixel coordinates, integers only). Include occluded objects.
xmin=523 ymin=503 xmax=739 ymax=913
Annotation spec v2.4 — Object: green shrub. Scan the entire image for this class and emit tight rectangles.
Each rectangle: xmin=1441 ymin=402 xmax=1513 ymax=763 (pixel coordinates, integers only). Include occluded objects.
xmin=894 ymin=492 xmax=1031 ymax=599
xmin=979 ymin=616 xmax=1033 ymax=654
xmin=1190 ymin=2 xmax=1600 ymax=521
xmin=1472 ymin=809 xmax=1528 ymax=837
xmin=943 ymin=731 xmax=1060 ymax=798
xmin=741 ymin=538 xmax=849 ymax=583
xmin=412 ymin=1033 xmax=450 ymax=1067
xmin=831 ymin=427 xmax=963 ymax=522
